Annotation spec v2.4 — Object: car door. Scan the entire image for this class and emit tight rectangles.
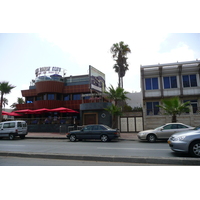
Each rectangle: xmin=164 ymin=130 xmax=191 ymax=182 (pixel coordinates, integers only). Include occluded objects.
xmin=17 ymin=122 xmax=23 ymax=134
xmin=156 ymin=124 xmax=177 ymax=139
xmin=81 ymin=125 xmax=93 ymax=139
xmin=92 ymin=125 xmax=102 ymax=139
xmin=1 ymin=122 xmax=10 ymax=136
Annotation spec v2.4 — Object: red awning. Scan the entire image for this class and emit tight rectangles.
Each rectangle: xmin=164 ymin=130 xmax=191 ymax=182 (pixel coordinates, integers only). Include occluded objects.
xmin=2 ymin=111 xmax=23 ymax=116
xmin=14 ymin=107 xmax=79 ymax=114
xmin=50 ymin=107 xmax=79 ymax=113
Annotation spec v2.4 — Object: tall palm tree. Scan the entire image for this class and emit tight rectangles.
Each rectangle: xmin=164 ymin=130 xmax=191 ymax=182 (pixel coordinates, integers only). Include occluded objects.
xmin=110 ymin=41 xmax=131 ymax=88
xmin=158 ymin=97 xmax=190 ymax=123
xmin=0 ymin=81 xmax=15 ymax=121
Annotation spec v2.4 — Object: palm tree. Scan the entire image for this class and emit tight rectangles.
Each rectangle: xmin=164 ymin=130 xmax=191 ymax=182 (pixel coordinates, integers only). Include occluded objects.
xmin=0 ymin=81 xmax=15 ymax=121
xmin=104 ymin=85 xmax=129 ymax=107
xmin=104 ymin=104 xmax=122 ymax=128
xmin=104 ymin=85 xmax=129 ymax=128
xmin=10 ymin=97 xmax=25 ymax=111
xmin=110 ymin=41 xmax=131 ymax=88
xmin=158 ymin=97 xmax=190 ymax=123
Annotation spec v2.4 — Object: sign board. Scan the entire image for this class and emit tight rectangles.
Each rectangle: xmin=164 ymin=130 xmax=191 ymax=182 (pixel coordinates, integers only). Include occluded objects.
xmin=89 ymin=65 xmax=105 ymax=92
xmin=35 ymin=67 xmax=63 ymax=77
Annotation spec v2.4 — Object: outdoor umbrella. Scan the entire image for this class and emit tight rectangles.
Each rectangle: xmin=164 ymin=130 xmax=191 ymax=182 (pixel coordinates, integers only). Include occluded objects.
xmin=14 ymin=109 xmax=36 ymax=114
xmin=2 ymin=111 xmax=23 ymax=116
xmin=50 ymin=107 xmax=79 ymax=113
xmin=33 ymin=108 xmax=51 ymax=113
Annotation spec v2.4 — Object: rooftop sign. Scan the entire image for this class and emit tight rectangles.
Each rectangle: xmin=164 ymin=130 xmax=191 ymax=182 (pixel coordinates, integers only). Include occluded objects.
xmin=35 ymin=67 xmax=62 ymax=77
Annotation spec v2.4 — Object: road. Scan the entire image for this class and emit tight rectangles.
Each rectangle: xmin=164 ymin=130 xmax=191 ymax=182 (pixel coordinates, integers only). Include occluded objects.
xmin=0 ymin=138 xmax=184 ymax=158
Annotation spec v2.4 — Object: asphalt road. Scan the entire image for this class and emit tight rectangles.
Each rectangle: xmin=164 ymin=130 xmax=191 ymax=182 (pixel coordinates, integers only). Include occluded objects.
xmin=1 ymin=138 xmax=200 ymax=165
xmin=0 ymin=138 xmax=173 ymax=157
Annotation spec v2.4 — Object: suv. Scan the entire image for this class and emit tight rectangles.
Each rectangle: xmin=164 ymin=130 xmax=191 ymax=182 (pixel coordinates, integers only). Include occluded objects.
xmin=0 ymin=120 xmax=28 ymax=140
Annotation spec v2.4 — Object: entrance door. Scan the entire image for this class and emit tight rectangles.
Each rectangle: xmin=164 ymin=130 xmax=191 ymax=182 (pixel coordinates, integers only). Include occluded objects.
xmin=84 ymin=113 xmax=97 ymax=125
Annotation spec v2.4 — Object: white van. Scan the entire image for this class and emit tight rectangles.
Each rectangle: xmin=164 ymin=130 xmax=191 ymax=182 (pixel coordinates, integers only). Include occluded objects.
xmin=0 ymin=120 xmax=28 ymax=140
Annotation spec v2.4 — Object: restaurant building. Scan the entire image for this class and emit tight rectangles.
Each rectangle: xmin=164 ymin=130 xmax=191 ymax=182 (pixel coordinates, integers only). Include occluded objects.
xmin=16 ymin=65 xmax=112 ymax=131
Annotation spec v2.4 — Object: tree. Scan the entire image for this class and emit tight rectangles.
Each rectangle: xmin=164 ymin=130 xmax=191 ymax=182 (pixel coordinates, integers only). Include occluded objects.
xmin=157 ymin=97 xmax=190 ymax=123
xmin=10 ymin=97 xmax=25 ymax=111
xmin=2 ymin=98 xmax=8 ymax=109
xmin=104 ymin=85 xmax=129 ymax=107
xmin=104 ymin=104 xmax=122 ymax=128
xmin=110 ymin=41 xmax=131 ymax=88
xmin=104 ymin=85 xmax=129 ymax=128
xmin=0 ymin=81 xmax=15 ymax=121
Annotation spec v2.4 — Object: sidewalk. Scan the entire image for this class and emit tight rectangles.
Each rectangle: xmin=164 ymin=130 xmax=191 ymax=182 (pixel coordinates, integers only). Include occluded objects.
xmin=26 ymin=132 xmax=138 ymax=140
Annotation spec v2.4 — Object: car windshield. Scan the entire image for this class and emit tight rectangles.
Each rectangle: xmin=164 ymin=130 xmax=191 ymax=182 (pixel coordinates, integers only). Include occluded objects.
xmin=194 ymin=126 xmax=200 ymax=130
xmin=154 ymin=125 xmax=163 ymax=130
xmin=103 ymin=125 xmax=112 ymax=130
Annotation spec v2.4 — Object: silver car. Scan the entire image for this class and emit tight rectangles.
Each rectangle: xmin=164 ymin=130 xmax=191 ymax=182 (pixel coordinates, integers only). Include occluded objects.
xmin=168 ymin=126 xmax=200 ymax=157
xmin=137 ymin=123 xmax=194 ymax=142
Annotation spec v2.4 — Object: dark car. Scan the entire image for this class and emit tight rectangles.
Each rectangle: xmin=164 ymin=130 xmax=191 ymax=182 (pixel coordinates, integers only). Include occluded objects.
xmin=66 ymin=124 xmax=120 ymax=142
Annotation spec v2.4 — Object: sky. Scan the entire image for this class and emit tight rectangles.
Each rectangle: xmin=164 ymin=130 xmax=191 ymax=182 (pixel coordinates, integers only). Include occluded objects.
xmin=0 ymin=0 xmax=200 ymax=108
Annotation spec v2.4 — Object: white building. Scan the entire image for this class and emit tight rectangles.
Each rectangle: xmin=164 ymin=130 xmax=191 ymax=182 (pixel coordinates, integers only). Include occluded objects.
xmin=141 ymin=60 xmax=200 ymax=129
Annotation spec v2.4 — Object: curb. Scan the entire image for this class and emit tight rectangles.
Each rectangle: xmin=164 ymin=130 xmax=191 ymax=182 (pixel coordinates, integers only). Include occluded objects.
xmin=1 ymin=151 xmax=200 ymax=165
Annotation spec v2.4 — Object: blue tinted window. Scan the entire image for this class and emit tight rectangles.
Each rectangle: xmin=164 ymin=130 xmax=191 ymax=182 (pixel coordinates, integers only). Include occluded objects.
xmin=152 ymin=78 xmax=158 ymax=89
xmin=64 ymin=95 xmax=70 ymax=100
xmin=145 ymin=78 xmax=152 ymax=90
xmin=171 ymin=76 xmax=177 ymax=88
xmin=146 ymin=102 xmax=159 ymax=115
xmin=146 ymin=102 xmax=152 ymax=115
xmin=163 ymin=77 xmax=170 ymax=89
xmin=48 ymin=94 xmax=54 ymax=100
xmin=73 ymin=94 xmax=81 ymax=100
xmin=183 ymin=75 xmax=197 ymax=87
xmin=145 ymin=78 xmax=158 ymax=90
xmin=153 ymin=102 xmax=159 ymax=115
xmin=190 ymin=75 xmax=197 ymax=87
xmin=163 ymin=76 xmax=177 ymax=89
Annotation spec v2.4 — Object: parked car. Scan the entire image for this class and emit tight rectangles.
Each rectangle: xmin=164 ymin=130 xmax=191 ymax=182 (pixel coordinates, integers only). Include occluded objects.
xmin=66 ymin=124 xmax=120 ymax=142
xmin=0 ymin=120 xmax=28 ymax=140
xmin=168 ymin=126 xmax=200 ymax=157
xmin=137 ymin=123 xmax=194 ymax=142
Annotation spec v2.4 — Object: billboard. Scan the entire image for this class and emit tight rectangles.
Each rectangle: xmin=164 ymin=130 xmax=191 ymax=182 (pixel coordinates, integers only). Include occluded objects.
xmin=35 ymin=66 xmax=64 ymax=77
xmin=89 ymin=65 xmax=105 ymax=92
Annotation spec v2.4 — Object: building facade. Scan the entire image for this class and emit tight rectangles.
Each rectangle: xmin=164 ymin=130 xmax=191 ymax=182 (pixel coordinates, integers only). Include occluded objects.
xmin=16 ymin=66 xmax=111 ymax=128
xmin=141 ymin=60 xmax=200 ymax=129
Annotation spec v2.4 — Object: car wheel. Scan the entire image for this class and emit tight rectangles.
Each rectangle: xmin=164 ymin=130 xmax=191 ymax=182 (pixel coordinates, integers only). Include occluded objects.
xmin=69 ymin=134 xmax=76 ymax=142
xmin=189 ymin=140 xmax=200 ymax=157
xmin=9 ymin=134 xmax=15 ymax=140
xmin=20 ymin=135 xmax=25 ymax=139
xmin=101 ymin=134 xmax=108 ymax=142
xmin=147 ymin=134 xmax=156 ymax=142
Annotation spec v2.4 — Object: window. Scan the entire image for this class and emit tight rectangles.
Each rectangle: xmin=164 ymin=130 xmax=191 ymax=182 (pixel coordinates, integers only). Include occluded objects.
xmin=145 ymin=78 xmax=158 ymax=90
xmin=48 ymin=94 xmax=55 ymax=100
xmin=64 ymin=94 xmax=70 ymax=101
xmin=73 ymin=94 xmax=81 ymax=100
xmin=182 ymin=75 xmax=197 ymax=87
xmin=163 ymin=76 xmax=177 ymax=89
xmin=26 ymin=97 xmax=33 ymax=103
xmin=146 ymin=102 xmax=159 ymax=115
xmin=184 ymin=100 xmax=198 ymax=113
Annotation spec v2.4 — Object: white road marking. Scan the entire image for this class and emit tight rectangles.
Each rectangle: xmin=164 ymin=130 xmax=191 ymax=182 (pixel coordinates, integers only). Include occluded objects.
xmin=97 ymin=147 xmax=169 ymax=150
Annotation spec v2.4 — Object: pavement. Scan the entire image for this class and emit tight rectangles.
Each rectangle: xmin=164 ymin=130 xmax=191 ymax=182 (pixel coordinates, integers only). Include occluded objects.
xmin=2 ymin=132 xmax=200 ymax=165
